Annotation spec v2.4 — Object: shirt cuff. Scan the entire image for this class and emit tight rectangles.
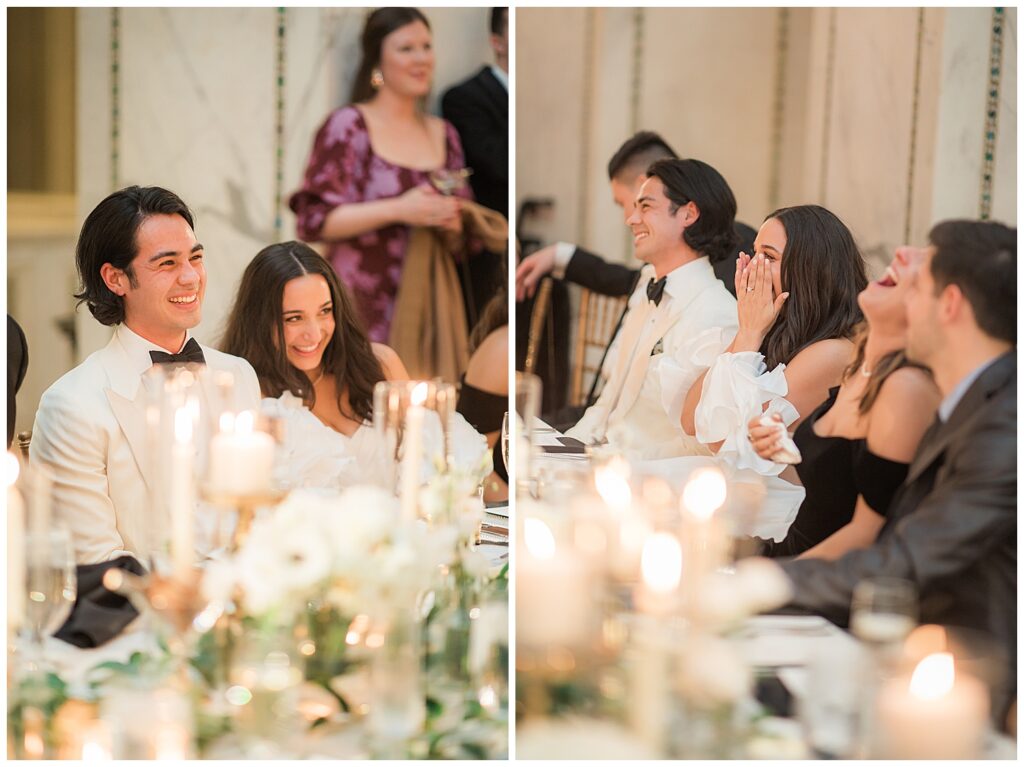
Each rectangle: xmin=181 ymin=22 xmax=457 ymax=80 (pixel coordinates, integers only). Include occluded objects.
xmin=552 ymin=242 xmax=576 ymax=279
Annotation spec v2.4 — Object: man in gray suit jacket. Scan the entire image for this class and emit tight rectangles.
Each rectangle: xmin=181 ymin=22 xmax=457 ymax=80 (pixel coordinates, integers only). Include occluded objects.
xmin=31 ymin=187 xmax=260 ymax=564
xmin=781 ymin=220 xmax=1016 ymax=726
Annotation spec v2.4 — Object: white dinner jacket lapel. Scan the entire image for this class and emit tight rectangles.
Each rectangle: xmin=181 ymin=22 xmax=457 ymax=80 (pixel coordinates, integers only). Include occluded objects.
xmin=609 ymin=299 xmax=679 ymax=423
xmin=589 ymin=295 xmax=652 ymax=433
xmin=100 ymin=333 xmax=156 ymax=494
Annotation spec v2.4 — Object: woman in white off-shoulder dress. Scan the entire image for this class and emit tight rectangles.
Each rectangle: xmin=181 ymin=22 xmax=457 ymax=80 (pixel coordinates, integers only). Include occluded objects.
xmin=221 ymin=241 xmax=488 ymax=492
xmin=651 ymin=205 xmax=867 ymax=541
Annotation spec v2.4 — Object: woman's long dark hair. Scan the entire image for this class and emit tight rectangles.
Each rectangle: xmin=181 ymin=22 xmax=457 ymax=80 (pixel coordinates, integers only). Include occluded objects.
xmin=843 ymin=323 xmax=932 ymax=416
xmin=760 ymin=205 xmax=868 ymax=369
xmin=350 ymin=7 xmax=431 ymax=104
xmin=221 ymin=241 xmax=385 ymax=423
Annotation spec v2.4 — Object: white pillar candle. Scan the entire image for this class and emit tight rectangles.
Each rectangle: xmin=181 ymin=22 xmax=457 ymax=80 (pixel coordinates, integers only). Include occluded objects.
xmin=875 ymin=652 xmax=989 ymax=759
xmin=6 ymin=453 xmax=25 ymax=633
xmin=516 ymin=516 xmax=591 ymax=647
xmin=170 ymin=407 xmax=195 ymax=580
xmin=207 ymin=410 xmax=275 ymax=495
xmin=399 ymin=383 xmax=428 ymax=525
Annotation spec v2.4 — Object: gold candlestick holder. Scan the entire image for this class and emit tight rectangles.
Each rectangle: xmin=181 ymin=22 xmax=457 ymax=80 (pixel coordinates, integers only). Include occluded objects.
xmin=199 ymin=486 xmax=288 ymax=553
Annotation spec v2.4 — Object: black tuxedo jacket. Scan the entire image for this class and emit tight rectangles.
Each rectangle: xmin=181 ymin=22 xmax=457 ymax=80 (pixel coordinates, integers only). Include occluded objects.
xmin=782 ymin=352 xmax=1017 ymax=722
xmin=441 ymin=66 xmax=508 ymax=218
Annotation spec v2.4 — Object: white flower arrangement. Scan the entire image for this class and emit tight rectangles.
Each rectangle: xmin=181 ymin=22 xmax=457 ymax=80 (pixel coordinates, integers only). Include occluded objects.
xmin=201 ymin=485 xmax=462 ymax=620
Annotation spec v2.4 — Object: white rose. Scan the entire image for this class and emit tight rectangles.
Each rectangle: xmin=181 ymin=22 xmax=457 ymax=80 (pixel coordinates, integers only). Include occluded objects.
xmin=677 ymin=635 xmax=751 ymax=707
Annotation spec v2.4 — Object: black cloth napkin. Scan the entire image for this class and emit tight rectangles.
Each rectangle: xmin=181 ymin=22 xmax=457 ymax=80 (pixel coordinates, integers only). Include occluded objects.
xmin=54 ymin=555 xmax=146 ymax=649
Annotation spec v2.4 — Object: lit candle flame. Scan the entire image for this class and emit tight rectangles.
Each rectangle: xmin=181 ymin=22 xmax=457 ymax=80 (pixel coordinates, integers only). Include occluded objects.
xmin=595 ymin=466 xmax=632 ymax=512
xmin=174 ymin=407 xmax=193 ymax=443
xmin=909 ymin=652 xmax=955 ymax=700
xmin=235 ymin=409 xmax=254 ymax=435
xmin=523 ymin=517 xmax=556 ymax=559
xmin=411 ymin=381 xmax=429 ymax=407
xmin=682 ymin=467 xmax=727 ymax=520
xmin=6 ymin=452 xmax=20 ymax=488
xmin=641 ymin=532 xmax=683 ymax=593
xmin=219 ymin=411 xmax=235 ymax=433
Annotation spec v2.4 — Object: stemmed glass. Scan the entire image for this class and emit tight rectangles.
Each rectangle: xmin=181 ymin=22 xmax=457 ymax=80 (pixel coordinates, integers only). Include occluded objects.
xmin=429 ymin=167 xmax=473 ymax=196
xmin=22 ymin=527 xmax=77 ymax=671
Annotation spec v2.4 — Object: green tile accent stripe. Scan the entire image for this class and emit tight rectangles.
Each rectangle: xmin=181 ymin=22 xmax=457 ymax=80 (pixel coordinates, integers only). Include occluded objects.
xmin=979 ymin=7 xmax=1004 ymax=220
xmin=111 ymin=8 xmax=121 ymax=191
xmin=768 ymin=8 xmax=790 ymax=213
xmin=903 ymin=8 xmax=925 ymax=243
xmin=818 ymin=8 xmax=838 ymax=203
xmin=274 ymin=7 xmax=287 ymax=240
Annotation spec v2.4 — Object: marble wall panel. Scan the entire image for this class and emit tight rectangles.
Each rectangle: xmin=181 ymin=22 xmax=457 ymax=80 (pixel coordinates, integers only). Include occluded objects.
xmin=65 ymin=6 xmax=495 ymax=372
xmin=515 ymin=8 xmax=588 ymax=250
xmin=821 ymin=8 xmax=920 ymax=277
xmin=641 ymin=8 xmax=779 ymax=230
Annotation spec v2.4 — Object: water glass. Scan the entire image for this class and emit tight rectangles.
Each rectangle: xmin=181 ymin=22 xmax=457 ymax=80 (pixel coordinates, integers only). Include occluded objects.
xmin=23 ymin=527 xmax=76 ymax=665
xmin=850 ymin=577 xmax=917 ymax=649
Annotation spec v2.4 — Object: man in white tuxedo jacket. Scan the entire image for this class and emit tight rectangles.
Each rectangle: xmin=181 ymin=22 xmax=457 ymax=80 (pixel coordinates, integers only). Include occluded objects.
xmin=567 ymin=159 xmax=738 ymax=460
xmin=31 ymin=186 xmax=260 ymax=564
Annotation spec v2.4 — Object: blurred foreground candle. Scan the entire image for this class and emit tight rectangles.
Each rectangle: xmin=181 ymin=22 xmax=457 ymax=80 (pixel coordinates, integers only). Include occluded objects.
xmin=680 ymin=467 xmax=728 ymax=602
xmin=170 ymin=407 xmax=195 ymax=580
xmin=629 ymin=531 xmax=683 ymax=752
xmin=7 ymin=453 xmax=25 ymax=632
xmin=208 ymin=410 xmax=275 ymax=495
xmin=875 ymin=652 xmax=988 ymax=759
xmin=399 ymin=382 xmax=428 ymax=524
xmin=517 ymin=516 xmax=591 ymax=647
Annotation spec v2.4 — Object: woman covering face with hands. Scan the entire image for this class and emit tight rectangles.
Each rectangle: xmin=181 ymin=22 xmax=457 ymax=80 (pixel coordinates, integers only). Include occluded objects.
xmin=679 ymin=205 xmax=868 ymax=454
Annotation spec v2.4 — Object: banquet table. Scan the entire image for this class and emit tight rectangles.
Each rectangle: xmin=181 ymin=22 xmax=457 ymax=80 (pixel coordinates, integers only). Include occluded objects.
xmin=520 ymin=422 xmax=1017 ymax=760
xmin=9 ymin=526 xmax=510 ymax=760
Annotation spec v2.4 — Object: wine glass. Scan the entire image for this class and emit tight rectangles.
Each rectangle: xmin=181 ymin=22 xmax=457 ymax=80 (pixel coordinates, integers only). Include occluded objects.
xmin=429 ymin=167 xmax=472 ymax=196
xmin=22 ymin=527 xmax=77 ymax=670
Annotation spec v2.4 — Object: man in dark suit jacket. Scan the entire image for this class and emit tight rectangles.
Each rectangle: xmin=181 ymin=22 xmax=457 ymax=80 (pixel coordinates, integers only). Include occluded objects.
xmin=781 ymin=220 xmax=1017 ymax=727
xmin=442 ymin=8 xmax=509 ymax=330
xmin=441 ymin=8 xmax=508 ymax=218
xmin=516 ymin=131 xmax=753 ymax=424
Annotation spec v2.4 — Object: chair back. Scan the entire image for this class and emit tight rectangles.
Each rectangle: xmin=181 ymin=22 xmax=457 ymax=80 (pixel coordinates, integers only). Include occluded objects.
xmin=523 ymin=277 xmax=554 ymax=376
xmin=16 ymin=430 xmax=31 ymax=462
xmin=570 ymin=289 xmax=627 ymax=406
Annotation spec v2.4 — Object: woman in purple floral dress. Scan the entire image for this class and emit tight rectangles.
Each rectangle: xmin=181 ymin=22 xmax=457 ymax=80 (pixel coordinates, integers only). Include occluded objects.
xmin=290 ymin=7 xmax=473 ymax=343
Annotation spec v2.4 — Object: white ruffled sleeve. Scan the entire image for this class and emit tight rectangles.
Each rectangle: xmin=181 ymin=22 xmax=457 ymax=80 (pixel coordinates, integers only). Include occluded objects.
xmin=261 ymin=395 xmax=359 ymax=491
xmin=655 ymin=326 xmax=735 ymax=425
xmin=693 ymin=352 xmax=799 ymax=476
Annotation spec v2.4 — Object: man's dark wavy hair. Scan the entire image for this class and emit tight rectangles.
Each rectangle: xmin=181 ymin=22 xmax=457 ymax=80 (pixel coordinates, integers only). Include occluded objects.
xmin=928 ymin=219 xmax=1016 ymax=344
xmin=644 ymin=158 xmax=739 ymax=263
xmin=73 ymin=186 xmax=194 ymax=326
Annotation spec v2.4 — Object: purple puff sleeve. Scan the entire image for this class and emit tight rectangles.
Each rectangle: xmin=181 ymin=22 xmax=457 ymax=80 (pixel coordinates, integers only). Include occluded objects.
xmin=289 ymin=106 xmax=371 ymax=242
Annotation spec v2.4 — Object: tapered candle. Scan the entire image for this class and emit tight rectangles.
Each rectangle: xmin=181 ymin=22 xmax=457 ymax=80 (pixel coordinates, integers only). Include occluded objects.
xmin=170 ymin=407 xmax=194 ymax=580
xmin=399 ymin=383 xmax=428 ymax=524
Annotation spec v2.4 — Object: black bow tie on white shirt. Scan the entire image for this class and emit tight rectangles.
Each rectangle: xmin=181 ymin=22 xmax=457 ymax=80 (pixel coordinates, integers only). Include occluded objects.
xmin=149 ymin=337 xmax=206 ymax=366
xmin=646 ymin=276 xmax=667 ymax=306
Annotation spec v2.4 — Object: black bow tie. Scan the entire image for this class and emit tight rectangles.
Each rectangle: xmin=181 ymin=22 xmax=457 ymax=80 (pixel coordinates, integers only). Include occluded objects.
xmin=646 ymin=276 xmax=667 ymax=306
xmin=149 ymin=337 xmax=206 ymax=367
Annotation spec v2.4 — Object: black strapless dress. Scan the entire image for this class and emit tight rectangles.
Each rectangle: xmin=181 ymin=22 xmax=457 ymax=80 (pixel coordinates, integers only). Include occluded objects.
xmin=456 ymin=375 xmax=508 ymax=484
xmin=760 ymin=386 xmax=910 ymax=558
